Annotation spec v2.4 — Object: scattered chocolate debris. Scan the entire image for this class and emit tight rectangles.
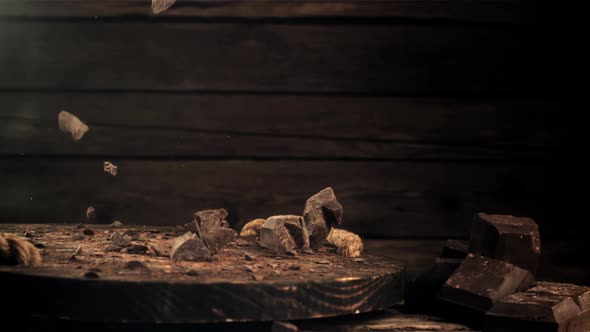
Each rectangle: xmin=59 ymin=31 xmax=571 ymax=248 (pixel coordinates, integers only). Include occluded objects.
xmin=33 ymin=243 xmax=46 ymax=249
xmin=315 ymin=260 xmax=330 ymax=265
xmin=75 ymin=224 xmax=85 ymax=229
xmin=71 ymin=234 xmax=84 ymax=241
xmin=186 ymin=269 xmax=199 ymax=276
xmin=127 ymin=244 xmax=148 ymax=254
xmin=110 ymin=232 xmax=130 ymax=248
xmin=23 ymin=231 xmax=34 ymax=238
xmin=244 ymin=254 xmax=254 ymax=261
xmin=84 ymin=271 xmax=99 ymax=279
xmin=83 ymin=229 xmax=94 ymax=236
xmin=303 ymin=187 xmax=343 ymax=250
xmin=123 ymin=229 xmax=140 ymax=241
xmin=170 ymin=232 xmax=211 ymax=262
xmin=104 ymin=161 xmax=118 ymax=176
xmin=58 ymin=110 xmax=89 ymax=141
xmin=289 ymin=265 xmax=301 ymax=271
xmin=104 ymin=244 xmax=122 ymax=252
xmin=148 ymin=244 xmax=162 ymax=256
xmin=469 ymin=213 xmax=540 ymax=275
xmin=126 ymin=260 xmax=147 ymax=270
xmin=252 ymin=273 xmax=264 ymax=281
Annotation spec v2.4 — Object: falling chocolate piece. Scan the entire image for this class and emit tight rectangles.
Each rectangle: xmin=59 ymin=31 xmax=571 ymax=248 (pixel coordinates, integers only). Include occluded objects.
xmin=303 ymin=187 xmax=343 ymax=250
xmin=405 ymin=258 xmax=462 ymax=311
xmin=485 ymin=284 xmax=584 ymax=331
xmin=58 ymin=110 xmax=89 ymax=141
xmin=170 ymin=232 xmax=211 ymax=262
xmin=103 ymin=161 xmax=118 ymax=176
xmin=440 ymin=239 xmax=469 ymax=259
xmin=438 ymin=254 xmax=533 ymax=316
xmin=469 ymin=213 xmax=540 ymax=275
xmin=259 ymin=215 xmax=308 ymax=254
xmin=530 ymin=282 xmax=590 ymax=311
xmin=151 ymin=0 xmax=175 ymax=14
xmin=86 ymin=206 xmax=95 ymax=221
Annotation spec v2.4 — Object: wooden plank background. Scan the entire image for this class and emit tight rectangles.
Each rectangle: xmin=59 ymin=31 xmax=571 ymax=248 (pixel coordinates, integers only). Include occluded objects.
xmin=0 ymin=1 xmax=583 ymax=242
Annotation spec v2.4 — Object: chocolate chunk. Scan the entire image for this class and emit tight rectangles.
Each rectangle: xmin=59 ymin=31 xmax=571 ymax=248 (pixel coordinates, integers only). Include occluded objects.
xmin=469 ymin=213 xmax=540 ymax=274
xmin=170 ymin=232 xmax=211 ymax=262
xmin=485 ymin=285 xmax=583 ymax=331
xmin=530 ymin=282 xmax=590 ymax=311
xmin=201 ymin=227 xmax=237 ymax=254
xmin=58 ymin=110 xmax=89 ymax=141
xmin=110 ymin=232 xmax=130 ymax=248
xmin=82 ymin=229 xmax=94 ymax=236
xmin=86 ymin=206 xmax=95 ymax=220
xmin=127 ymin=244 xmax=148 ymax=254
xmin=152 ymin=0 xmax=176 ymax=15
xmin=186 ymin=269 xmax=199 ymax=276
xmin=303 ymin=187 xmax=343 ymax=250
xmin=244 ymin=254 xmax=254 ymax=261
xmin=440 ymin=239 xmax=469 ymax=259
xmin=103 ymin=161 xmax=118 ymax=176
xmin=259 ymin=215 xmax=308 ymax=254
xmin=193 ymin=209 xmax=229 ymax=231
xmin=84 ymin=271 xmax=99 ymax=279
xmin=438 ymin=254 xmax=533 ymax=315
xmin=405 ymin=258 xmax=462 ymax=311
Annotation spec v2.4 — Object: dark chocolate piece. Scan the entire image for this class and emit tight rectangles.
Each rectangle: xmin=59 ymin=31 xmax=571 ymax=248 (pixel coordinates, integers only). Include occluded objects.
xmin=259 ymin=215 xmax=308 ymax=254
xmin=405 ymin=258 xmax=462 ymax=311
xmin=438 ymin=254 xmax=534 ymax=314
xmin=440 ymin=239 xmax=469 ymax=259
xmin=485 ymin=287 xmax=582 ymax=331
xmin=110 ymin=232 xmax=130 ymax=248
xmin=170 ymin=231 xmax=211 ymax=262
xmin=303 ymin=187 xmax=343 ymax=250
xmin=469 ymin=212 xmax=540 ymax=274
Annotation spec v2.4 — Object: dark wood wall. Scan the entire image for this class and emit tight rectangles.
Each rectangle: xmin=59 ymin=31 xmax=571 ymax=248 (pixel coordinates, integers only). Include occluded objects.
xmin=0 ymin=1 xmax=582 ymax=240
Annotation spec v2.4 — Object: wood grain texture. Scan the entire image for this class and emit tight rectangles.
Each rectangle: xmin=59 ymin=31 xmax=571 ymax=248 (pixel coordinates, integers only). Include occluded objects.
xmin=0 ymin=0 xmax=543 ymax=24
xmin=0 ymin=223 xmax=405 ymax=323
xmin=0 ymin=159 xmax=573 ymax=238
xmin=0 ymin=22 xmax=563 ymax=94
xmin=0 ymin=93 xmax=570 ymax=160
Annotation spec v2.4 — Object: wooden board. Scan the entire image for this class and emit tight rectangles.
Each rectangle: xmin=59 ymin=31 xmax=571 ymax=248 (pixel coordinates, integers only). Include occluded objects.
xmin=0 ymin=0 xmax=543 ymax=25
xmin=0 ymin=159 xmax=573 ymax=238
xmin=0 ymin=93 xmax=570 ymax=160
xmin=0 ymin=22 xmax=564 ymax=94
xmin=0 ymin=223 xmax=405 ymax=323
